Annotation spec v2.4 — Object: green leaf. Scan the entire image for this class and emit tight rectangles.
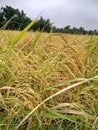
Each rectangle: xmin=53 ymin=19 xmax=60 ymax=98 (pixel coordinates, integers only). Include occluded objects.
xmin=45 ymin=109 xmax=76 ymax=123
xmin=8 ymin=18 xmax=38 ymax=51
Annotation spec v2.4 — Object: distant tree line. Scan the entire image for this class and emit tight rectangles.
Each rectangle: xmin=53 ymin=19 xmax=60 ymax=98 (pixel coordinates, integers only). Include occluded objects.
xmin=53 ymin=25 xmax=98 ymax=35
xmin=0 ymin=5 xmax=98 ymax=35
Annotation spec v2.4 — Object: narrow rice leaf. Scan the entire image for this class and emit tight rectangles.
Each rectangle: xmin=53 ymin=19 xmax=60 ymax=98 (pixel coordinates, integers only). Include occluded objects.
xmin=84 ymin=36 xmax=94 ymax=66
xmin=0 ymin=16 xmax=14 ymax=30
xmin=43 ymin=78 xmax=86 ymax=91
xmin=44 ymin=109 xmax=91 ymax=129
xmin=26 ymin=31 xmax=42 ymax=58
xmin=45 ymin=109 xmax=76 ymax=123
xmin=7 ymin=18 xmax=38 ymax=51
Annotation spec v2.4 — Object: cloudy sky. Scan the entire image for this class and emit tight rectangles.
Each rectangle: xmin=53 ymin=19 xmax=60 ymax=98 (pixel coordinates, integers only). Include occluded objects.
xmin=0 ymin=0 xmax=98 ymax=30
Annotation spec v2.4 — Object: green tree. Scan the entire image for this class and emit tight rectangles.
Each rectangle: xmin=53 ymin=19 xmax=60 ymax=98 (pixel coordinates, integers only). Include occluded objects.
xmin=64 ymin=25 xmax=71 ymax=33
xmin=0 ymin=5 xmax=31 ymax=30
xmin=32 ymin=16 xmax=52 ymax=32
xmin=0 ymin=9 xmax=4 ymax=27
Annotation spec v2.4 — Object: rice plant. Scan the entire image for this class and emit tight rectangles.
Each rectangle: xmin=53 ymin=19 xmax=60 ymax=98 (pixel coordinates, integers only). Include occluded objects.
xmin=0 ymin=21 xmax=98 ymax=130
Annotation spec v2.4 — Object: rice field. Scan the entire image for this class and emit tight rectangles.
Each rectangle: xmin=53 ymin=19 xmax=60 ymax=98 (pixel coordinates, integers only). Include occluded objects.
xmin=0 ymin=26 xmax=98 ymax=130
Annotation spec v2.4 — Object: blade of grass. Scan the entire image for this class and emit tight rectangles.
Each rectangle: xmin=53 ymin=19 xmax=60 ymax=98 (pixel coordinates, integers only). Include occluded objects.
xmin=7 ymin=11 xmax=44 ymax=50
xmin=43 ymin=78 xmax=86 ymax=92
xmin=44 ymin=109 xmax=91 ymax=128
xmin=26 ymin=31 xmax=42 ymax=58
xmin=45 ymin=109 xmax=76 ymax=122
xmin=0 ymin=16 xmax=14 ymax=30
xmin=7 ymin=18 xmax=38 ymax=52
xmin=84 ymin=35 xmax=94 ymax=66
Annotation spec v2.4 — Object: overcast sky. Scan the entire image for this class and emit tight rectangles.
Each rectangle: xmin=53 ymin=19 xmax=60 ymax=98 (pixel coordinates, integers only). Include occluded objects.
xmin=0 ymin=0 xmax=98 ymax=30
